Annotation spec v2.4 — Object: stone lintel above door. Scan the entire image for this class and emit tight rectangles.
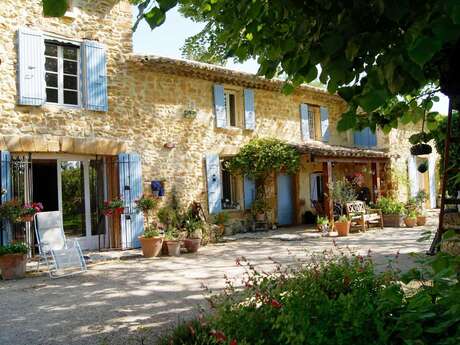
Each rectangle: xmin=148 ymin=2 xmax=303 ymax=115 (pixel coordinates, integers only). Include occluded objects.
xmin=0 ymin=135 xmax=128 ymax=156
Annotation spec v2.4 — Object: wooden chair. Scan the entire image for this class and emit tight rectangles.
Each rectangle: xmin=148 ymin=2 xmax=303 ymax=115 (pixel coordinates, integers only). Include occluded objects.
xmin=346 ymin=201 xmax=383 ymax=232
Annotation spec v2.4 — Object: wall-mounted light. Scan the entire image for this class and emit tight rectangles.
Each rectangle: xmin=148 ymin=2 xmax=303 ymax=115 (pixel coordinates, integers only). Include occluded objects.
xmin=163 ymin=143 xmax=176 ymax=149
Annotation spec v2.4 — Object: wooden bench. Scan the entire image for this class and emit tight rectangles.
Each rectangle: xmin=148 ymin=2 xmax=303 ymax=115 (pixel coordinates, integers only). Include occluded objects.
xmin=346 ymin=201 xmax=383 ymax=232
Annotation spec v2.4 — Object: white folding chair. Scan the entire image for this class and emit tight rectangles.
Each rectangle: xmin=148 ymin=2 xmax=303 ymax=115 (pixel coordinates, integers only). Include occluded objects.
xmin=34 ymin=211 xmax=87 ymax=278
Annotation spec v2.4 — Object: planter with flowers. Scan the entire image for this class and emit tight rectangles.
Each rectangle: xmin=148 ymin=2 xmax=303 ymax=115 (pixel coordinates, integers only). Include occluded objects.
xmin=0 ymin=200 xmax=22 ymax=223
xmin=0 ymin=242 xmax=28 ymax=280
xmin=404 ymin=209 xmax=418 ymax=228
xmin=164 ymin=228 xmax=181 ymax=256
xmin=183 ymin=217 xmax=203 ymax=253
xmin=316 ymin=216 xmax=329 ymax=234
xmin=136 ymin=195 xmax=162 ymax=258
xmin=375 ymin=197 xmax=405 ymax=227
xmin=335 ymin=215 xmax=351 ymax=237
xmin=102 ymin=198 xmax=124 ymax=216
xmin=21 ymin=202 xmax=43 ymax=222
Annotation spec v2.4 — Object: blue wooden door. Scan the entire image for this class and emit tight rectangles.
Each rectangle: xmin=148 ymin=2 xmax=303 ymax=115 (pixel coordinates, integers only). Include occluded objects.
xmin=277 ymin=174 xmax=294 ymax=226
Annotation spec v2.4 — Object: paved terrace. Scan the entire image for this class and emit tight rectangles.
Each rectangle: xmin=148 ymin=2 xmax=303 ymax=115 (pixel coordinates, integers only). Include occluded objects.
xmin=0 ymin=214 xmax=437 ymax=345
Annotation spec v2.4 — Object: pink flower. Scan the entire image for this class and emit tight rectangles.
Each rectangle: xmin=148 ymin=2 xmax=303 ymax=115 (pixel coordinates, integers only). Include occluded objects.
xmin=271 ymin=299 xmax=282 ymax=309
xmin=210 ymin=330 xmax=227 ymax=343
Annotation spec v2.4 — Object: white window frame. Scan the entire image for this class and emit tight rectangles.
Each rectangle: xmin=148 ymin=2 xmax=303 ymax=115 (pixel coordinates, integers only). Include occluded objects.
xmin=224 ymin=90 xmax=237 ymax=127
xmin=45 ymin=42 xmax=81 ymax=108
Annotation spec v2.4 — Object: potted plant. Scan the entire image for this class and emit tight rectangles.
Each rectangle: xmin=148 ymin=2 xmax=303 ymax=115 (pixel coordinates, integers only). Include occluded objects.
xmin=316 ymin=216 xmax=329 ymax=233
xmin=416 ymin=210 xmax=427 ymax=226
xmin=164 ymin=227 xmax=181 ymax=256
xmin=0 ymin=242 xmax=28 ymax=280
xmin=211 ymin=211 xmax=230 ymax=236
xmin=20 ymin=202 xmax=43 ymax=222
xmin=328 ymin=179 xmax=357 ymax=217
xmin=375 ymin=197 xmax=405 ymax=227
xmin=158 ymin=205 xmax=181 ymax=255
xmin=335 ymin=215 xmax=351 ymax=237
xmin=251 ymin=198 xmax=269 ymax=222
xmin=139 ymin=224 xmax=163 ymax=258
xmin=0 ymin=200 xmax=22 ymax=223
xmin=102 ymin=198 xmax=124 ymax=216
xmin=183 ymin=217 xmax=203 ymax=253
xmin=404 ymin=209 xmax=418 ymax=228
xmin=136 ymin=195 xmax=162 ymax=257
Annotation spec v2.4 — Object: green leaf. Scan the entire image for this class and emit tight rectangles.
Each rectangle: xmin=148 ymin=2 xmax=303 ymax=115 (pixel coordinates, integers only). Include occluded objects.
xmin=304 ymin=65 xmax=318 ymax=83
xmin=345 ymin=39 xmax=360 ymax=61
xmin=337 ymin=111 xmax=357 ymax=131
xmin=408 ymin=36 xmax=443 ymax=66
xmin=42 ymin=0 xmax=68 ymax=17
xmin=338 ymin=87 xmax=355 ymax=102
xmin=158 ymin=0 xmax=178 ymax=11
xmin=356 ymin=89 xmax=388 ymax=112
xmin=451 ymin=5 xmax=460 ymax=24
xmin=144 ymin=7 xmax=166 ymax=29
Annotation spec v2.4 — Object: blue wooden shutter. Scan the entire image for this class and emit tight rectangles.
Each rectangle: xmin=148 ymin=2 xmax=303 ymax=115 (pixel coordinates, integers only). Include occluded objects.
xmin=213 ymin=84 xmax=226 ymax=128
xmin=408 ymin=155 xmax=418 ymax=198
xmin=17 ymin=28 xmax=46 ymax=106
xmin=300 ymin=104 xmax=310 ymax=140
xmin=244 ymin=176 xmax=256 ymax=210
xmin=205 ymin=153 xmax=222 ymax=214
xmin=428 ymin=155 xmax=436 ymax=208
xmin=81 ymin=40 xmax=108 ymax=111
xmin=244 ymin=88 xmax=256 ymax=130
xmin=1 ymin=151 xmax=12 ymax=245
xmin=320 ymin=106 xmax=330 ymax=141
xmin=368 ymin=128 xmax=377 ymax=147
xmin=118 ymin=153 xmax=144 ymax=249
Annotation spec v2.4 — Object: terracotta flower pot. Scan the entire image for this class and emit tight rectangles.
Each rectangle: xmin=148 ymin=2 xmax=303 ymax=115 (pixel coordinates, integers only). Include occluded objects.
xmin=139 ymin=236 xmax=163 ymax=258
xmin=0 ymin=254 xmax=27 ymax=280
xmin=165 ymin=240 xmax=181 ymax=256
xmin=184 ymin=238 xmax=201 ymax=253
xmin=335 ymin=221 xmax=350 ymax=237
xmin=416 ymin=216 xmax=427 ymax=226
xmin=382 ymin=214 xmax=403 ymax=227
xmin=21 ymin=214 xmax=34 ymax=222
xmin=404 ymin=217 xmax=417 ymax=228
xmin=255 ymin=213 xmax=265 ymax=221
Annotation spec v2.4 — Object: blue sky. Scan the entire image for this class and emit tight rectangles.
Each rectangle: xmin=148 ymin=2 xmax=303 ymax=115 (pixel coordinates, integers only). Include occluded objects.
xmin=133 ymin=7 xmax=449 ymax=114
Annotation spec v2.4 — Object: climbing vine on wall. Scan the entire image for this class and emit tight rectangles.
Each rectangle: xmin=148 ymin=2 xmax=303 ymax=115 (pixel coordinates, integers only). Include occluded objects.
xmin=226 ymin=138 xmax=300 ymax=182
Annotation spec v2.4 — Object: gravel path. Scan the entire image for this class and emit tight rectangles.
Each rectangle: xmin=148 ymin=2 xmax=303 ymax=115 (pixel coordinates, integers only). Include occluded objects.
xmin=0 ymin=219 xmax=436 ymax=345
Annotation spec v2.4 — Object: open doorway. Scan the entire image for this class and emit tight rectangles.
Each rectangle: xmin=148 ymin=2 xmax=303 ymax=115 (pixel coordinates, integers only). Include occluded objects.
xmin=32 ymin=160 xmax=58 ymax=212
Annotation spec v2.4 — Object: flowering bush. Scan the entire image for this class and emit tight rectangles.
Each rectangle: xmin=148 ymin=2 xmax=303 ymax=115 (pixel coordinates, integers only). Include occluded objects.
xmin=102 ymin=198 xmax=124 ymax=216
xmin=158 ymin=248 xmax=460 ymax=345
xmin=21 ymin=202 xmax=43 ymax=217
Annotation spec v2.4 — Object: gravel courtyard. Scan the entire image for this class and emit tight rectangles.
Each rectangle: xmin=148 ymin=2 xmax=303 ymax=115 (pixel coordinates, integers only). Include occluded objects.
xmin=0 ymin=219 xmax=436 ymax=345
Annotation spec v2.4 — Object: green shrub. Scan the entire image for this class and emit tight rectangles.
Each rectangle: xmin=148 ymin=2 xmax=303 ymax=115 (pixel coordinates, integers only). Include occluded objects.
xmin=159 ymin=249 xmax=460 ymax=345
xmin=375 ymin=197 xmax=405 ymax=215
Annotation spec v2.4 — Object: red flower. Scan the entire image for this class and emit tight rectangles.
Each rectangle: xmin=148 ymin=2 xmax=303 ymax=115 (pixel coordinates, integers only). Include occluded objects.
xmin=230 ymin=339 xmax=238 ymax=345
xmin=271 ymin=299 xmax=282 ymax=309
xmin=210 ymin=330 xmax=227 ymax=343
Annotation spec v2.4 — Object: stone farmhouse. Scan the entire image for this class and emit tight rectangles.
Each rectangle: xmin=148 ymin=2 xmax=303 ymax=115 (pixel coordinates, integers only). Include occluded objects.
xmin=0 ymin=0 xmax=438 ymax=251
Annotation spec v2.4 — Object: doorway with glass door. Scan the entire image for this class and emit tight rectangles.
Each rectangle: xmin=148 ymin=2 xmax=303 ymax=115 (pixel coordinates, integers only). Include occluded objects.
xmin=32 ymin=155 xmax=106 ymax=250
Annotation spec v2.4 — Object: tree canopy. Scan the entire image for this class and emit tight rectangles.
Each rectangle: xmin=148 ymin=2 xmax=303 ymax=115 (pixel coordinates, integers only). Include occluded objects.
xmin=44 ymin=0 xmax=460 ymax=133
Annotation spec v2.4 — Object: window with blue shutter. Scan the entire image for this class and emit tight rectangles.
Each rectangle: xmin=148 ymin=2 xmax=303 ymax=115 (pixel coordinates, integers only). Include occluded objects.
xmin=354 ymin=127 xmax=377 ymax=148
xmin=320 ymin=106 xmax=330 ymax=142
xmin=244 ymin=176 xmax=256 ymax=209
xmin=300 ymin=104 xmax=310 ymax=140
xmin=205 ymin=153 xmax=222 ymax=214
xmin=213 ymin=84 xmax=226 ymax=128
xmin=1 ymin=151 xmax=12 ymax=245
xmin=244 ymin=89 xmax=256 ymax=130
xmin=118 ymin=153 xmax=144 ymax=249
xmin=81 ymin=40 xmax=108 ymax=112
xmin=17 ymin=28 xmax=46 ymax=106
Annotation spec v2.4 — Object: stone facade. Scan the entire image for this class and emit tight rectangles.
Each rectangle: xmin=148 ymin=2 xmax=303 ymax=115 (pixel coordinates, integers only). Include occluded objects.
xmin=0 ymin=0 xmax=438 ymax=238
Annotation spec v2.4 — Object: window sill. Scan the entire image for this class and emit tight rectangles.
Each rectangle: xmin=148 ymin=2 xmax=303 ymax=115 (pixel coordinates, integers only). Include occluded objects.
xmin=43 ymin=103 xmax=82 ymax=111
xmin=216 ymin=126 xmax=243 ymax=133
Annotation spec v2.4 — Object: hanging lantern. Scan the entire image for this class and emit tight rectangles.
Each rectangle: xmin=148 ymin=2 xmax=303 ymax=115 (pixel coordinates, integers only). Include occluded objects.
xmin=410 ymin=143 xmax=432 ymax=156
xmin=418 ymin=161 xmax=428 ymax=173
